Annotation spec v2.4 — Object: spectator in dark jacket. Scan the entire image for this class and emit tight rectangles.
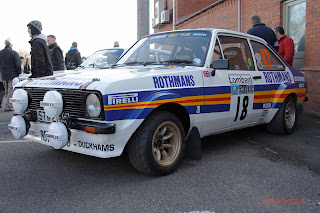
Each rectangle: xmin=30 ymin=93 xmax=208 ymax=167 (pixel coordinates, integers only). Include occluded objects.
xmin=24 ymin=58 xmax=31 ymax=74
xmin=47 ymin=35 xmax=64 ymax=71
xmin=0 ymin=38 xmax=21 ymax=111
xmin=27 ymin=20 xmax=53 ymax=78
xmin=65 ymin=42 xmax=82 ymax=70
xmin=247 ymin=15 xmax=279 ymax=51
xmin=274 ymin=26 xmax=295 ymax=67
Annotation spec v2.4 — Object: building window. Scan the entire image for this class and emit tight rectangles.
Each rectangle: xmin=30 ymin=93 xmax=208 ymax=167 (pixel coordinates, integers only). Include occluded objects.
xmin=283 ymin=0 xmax=306 ymax=69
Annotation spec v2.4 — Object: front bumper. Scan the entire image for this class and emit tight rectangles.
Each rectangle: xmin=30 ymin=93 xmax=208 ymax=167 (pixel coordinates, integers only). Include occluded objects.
xmin=69 ymin=119 xmax=116 ymax=134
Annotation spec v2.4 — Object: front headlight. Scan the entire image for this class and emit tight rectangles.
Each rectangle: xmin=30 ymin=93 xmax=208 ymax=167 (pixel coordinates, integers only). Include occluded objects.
xmin=86 ymin=94 xmax=101 ymax=118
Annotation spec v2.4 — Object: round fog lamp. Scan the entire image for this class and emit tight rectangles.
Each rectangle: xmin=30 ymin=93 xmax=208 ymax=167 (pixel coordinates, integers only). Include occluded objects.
xmin=86 ymin=94 xmax=101 ymax=118
xmin=8 ymin=115 xmax=27 ymax=139
xmin=10 ymin=89 xmax=28 ymax=113
xmin=46 ymin=122 xmax=69 ymax=149
xmin=40 ymin=91 xmax=63 ymax=118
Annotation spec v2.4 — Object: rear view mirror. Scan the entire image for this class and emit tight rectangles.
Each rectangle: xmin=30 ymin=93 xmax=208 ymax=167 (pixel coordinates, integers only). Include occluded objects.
xmin=212 ymin=59 xmax=229 ymax=69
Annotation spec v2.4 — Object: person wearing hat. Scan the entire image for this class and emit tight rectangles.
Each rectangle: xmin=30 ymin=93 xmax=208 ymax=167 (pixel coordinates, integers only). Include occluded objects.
xmin=65 ymin=42 xmax=82 ymax=70
xmin=27 ymin=20 xmax=53 ymax=78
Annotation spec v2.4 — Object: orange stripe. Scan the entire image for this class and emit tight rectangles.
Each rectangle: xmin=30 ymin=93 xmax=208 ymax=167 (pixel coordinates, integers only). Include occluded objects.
xmin=80 ymin=81 xmax=92 ymax=89
xmin=254 ymin=93 xmax=288 ymax=100
xmin=205 ymin=97 xmax=231 ymax=102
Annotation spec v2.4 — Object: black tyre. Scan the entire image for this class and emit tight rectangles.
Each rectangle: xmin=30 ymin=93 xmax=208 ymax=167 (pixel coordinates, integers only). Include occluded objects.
xmin=266 ymin=96 xmax=297 ymax=135
xmin=127 ymin=111 xmax=185 ymax=175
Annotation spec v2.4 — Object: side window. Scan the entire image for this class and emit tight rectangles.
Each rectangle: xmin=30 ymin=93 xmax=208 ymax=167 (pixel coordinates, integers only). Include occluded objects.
xmin=219 ymin=36 xmax=254 ymax=71
xmin=250 ymin=41 xmax=285 ymax=71
xmin=210 ymin=39 xmax=223 ymax=68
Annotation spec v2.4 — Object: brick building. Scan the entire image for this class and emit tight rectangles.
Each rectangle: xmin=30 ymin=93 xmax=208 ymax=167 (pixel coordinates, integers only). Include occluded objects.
xmin=152 ymin=0 xmax=320 ymax=113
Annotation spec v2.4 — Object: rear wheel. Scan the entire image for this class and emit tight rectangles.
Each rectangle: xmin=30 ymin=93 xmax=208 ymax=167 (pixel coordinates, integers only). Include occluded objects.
xmin=266 ymin=96 xmax=297 ymax=135
xmin=128 ymin=111 xmax=185 ymax=175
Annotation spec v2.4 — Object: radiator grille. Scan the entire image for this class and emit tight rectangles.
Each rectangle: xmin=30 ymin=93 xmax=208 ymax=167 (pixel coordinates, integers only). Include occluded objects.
xmin=24 ymin=88 xmax=103 ymax=120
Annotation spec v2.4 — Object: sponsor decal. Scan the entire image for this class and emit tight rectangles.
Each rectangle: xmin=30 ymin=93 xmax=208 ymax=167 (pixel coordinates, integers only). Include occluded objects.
xmin=294 ymin=76 xmax=306 ymax=82
xmin=40 ymin=130 xmax=49 ymax=143
xmin=28 ymin=130 xmax=39 ymax=137
xmin=263 ymin=71 xmax=292 ymax=83
xmin=229 ymin=74 xmax=254 ymax=95
xmin=104 ymin=49 xmax=123 ymax=53
xmin=231 ymin=85 xmax=254 ymax=95
xmin=153 ymin=75 xmax=195 ymax=88
xmin=147 ymin=32 xmax=209 ymax=40
xmin=77 ymin=141 xmax=114 ymax=152
xmin=24 ymin=77 xmax=91 ymax=88
xmin=108 ymin=93 xmax=139 ymax=105
xmin=263 ymin=103 xmax=272 ymax=109
xmin=203 ymin=71 xmax=210 ymax=77
xmin=228 ymin=75 xmax=253 ymax=84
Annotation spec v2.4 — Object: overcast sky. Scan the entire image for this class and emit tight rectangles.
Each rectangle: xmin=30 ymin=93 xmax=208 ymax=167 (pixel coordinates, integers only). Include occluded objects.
xmin=0 ymin=0 xmax=141 ymax=57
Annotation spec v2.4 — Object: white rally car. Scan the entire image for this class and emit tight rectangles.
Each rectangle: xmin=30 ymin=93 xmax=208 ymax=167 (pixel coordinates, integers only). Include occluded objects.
xmin=8 ymin=29 xmax=308 ymax=175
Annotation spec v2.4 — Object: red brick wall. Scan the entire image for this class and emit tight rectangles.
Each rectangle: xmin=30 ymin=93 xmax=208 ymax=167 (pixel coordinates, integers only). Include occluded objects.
xmin=177 ymin=0 xmax=238 ymax=30
xmin=241 ymin=0 xmax=282 ymax=32
xmin=177 ymin=0 xmax=215 ymax=20
xmin=300 ymin=0 xmax=320 ymax=112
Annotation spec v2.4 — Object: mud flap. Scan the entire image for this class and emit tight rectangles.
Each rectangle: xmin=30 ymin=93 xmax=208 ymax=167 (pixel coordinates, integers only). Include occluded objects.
xmin=185 ymin=127 xmax=201 ymax=160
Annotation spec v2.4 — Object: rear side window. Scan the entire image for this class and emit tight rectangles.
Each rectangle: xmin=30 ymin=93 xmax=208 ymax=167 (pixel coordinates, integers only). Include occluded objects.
xmin=250 ymin=41 xmax=285 ymax=71
xmin=218 ymin=36 xmax=254 ymax=71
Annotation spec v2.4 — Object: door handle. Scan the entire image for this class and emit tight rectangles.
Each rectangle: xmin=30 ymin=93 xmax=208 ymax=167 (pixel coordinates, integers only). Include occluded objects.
xmin=253 ymin=76 xmax=262 ymax=80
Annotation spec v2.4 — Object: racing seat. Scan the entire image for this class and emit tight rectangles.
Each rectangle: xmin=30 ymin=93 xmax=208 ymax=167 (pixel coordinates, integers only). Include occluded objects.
xmin=175 ymin=48 xmax=194 ymax=61
xmin=223 ymin=47 xmax=248 ymax=70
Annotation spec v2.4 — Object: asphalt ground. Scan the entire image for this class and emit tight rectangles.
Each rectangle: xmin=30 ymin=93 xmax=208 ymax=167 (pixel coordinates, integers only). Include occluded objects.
xmin=0 ymin=108 xmax=319 ymax=213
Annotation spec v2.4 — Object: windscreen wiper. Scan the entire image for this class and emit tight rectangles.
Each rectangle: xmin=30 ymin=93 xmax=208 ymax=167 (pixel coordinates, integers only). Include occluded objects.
xmin=161 ymin=59 xmax=193 ymax=64
xmin=111 ymin=62 xmax=145 ymax=68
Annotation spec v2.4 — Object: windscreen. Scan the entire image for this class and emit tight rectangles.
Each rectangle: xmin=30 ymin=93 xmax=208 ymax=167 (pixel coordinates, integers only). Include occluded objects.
xmin=81 ymin=49 xmax=124 ymax=68
xmin=117 ymin=31 xmax=211 ymax=67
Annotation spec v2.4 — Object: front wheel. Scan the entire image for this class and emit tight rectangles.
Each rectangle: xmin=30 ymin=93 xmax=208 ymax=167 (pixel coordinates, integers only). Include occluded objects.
xmin=266 ymin=96 xmax=297 ymax=135
xmin=127 ymin=111 xmax=185 ymax=175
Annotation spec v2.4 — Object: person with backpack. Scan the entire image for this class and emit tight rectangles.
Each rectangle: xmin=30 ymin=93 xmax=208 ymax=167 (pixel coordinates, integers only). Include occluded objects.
xmin=65 ymin=42 xmax=82 ymax=70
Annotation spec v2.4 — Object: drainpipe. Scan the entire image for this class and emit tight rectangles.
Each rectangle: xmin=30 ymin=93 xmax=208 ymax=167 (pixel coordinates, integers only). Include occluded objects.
xmin=137 ymin=0 xmax=150 ymax=39
xmin=173 ymin=0 xmax=176 ymax=30
xmin=238 ymin=0 xmax=241 ymax=32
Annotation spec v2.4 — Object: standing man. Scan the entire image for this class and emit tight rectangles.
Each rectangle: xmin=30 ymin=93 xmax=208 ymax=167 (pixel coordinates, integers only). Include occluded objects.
xmin=24 ymin=58 xmax=31 ymax=74
xmin=20 ymin=57 xmax=25 ymax=73
xmin=47 ymin=35 xmax=64 ymax=71
xmin=27 ymin=20 xmax=53 ymax=78
xmin=247 ymin=15 xmax=279 ymax=51
xmin=65 ymin=42 xmax=82 ymax=70
xmin=0 ymin=38 xmax=21 ymax=111
xmin=274 ymin=26 xmax=295 ymax=67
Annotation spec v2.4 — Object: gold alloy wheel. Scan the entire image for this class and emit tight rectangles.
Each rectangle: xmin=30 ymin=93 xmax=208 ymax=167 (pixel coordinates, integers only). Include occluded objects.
xmin=284 ymin=101 xmax=296 ymax=129
xmin=152 ymin=121 xmax=182 ymax=167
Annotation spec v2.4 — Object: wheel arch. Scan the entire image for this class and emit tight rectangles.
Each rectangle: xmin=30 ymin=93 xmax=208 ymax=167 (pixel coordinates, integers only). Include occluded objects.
xmin=147 ymin=103 xmax=191 ymax=135
xmin=265 ymin=92 xmax=298 ymax=124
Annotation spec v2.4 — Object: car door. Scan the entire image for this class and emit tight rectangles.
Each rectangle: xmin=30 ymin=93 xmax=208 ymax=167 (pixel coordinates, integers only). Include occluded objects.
xmin=201 ymin=35 xmax=257 ymax=135
xmin=249 ymin=40 xmax=291 ymax=122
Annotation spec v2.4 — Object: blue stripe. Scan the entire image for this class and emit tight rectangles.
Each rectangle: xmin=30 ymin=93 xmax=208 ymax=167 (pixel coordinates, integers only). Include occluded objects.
xmin=202 ymin=104 xmax=230 ymax=113
xmin=254 ymin=83 xmax=302 ymax=91
xmin=204 ymin=86 xmax=230 ymax=95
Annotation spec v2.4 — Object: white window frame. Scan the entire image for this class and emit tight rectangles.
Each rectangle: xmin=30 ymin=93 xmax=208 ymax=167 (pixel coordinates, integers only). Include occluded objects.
xmin=283 ymin=0 xmax=306 ymax=69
